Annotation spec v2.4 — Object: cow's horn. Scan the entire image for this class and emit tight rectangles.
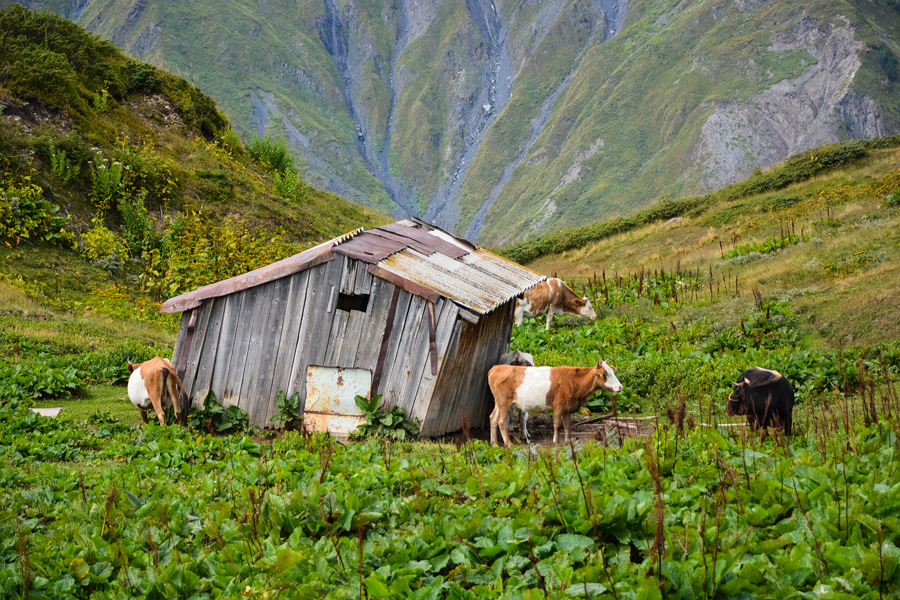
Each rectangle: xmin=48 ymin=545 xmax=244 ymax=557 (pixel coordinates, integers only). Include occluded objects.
xmin=743 ymin=378 xmax=751 ymax=384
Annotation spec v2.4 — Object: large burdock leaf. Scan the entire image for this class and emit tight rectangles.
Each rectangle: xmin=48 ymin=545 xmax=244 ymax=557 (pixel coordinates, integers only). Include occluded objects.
xmin=557 ymin=534 xmax=596 ymax=551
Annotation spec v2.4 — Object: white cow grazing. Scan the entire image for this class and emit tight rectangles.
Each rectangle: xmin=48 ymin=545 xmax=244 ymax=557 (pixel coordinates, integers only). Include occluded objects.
xmin=127 ymin=357 xmax=186 ymax=425
xmin=515 ymin=278 xmax=597 ymax=330
xmin=488 ymin=360 xmax=622 ymax=447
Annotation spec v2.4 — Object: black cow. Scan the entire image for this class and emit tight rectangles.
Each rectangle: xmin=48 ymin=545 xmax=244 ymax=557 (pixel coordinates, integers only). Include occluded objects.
xmin=725 ymin=367 xmax=795 ymax=439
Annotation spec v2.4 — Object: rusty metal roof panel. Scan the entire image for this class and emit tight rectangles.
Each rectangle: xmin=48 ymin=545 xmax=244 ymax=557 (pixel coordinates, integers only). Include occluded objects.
xmin=333 ymin=234 xmax=406 ymax=263
xmin=377 ymin=248 xmax=545 ymax=314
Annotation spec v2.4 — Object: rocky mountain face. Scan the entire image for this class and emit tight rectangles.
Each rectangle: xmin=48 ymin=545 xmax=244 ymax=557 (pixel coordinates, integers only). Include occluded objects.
xmin=18 ymin=0 xmax=900 ymax=243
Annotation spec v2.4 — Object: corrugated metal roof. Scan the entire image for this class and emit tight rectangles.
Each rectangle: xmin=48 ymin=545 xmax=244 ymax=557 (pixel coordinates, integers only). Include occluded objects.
xmin=161 ymin=222 xmax=544 ymax=314
xmin=378 ymin=247 xmax=544 ymax=314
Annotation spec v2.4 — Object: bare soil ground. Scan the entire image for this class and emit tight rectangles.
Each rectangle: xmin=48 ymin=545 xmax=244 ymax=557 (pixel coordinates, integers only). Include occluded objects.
xmin=446 ymin=413 xmax=660 ymax=447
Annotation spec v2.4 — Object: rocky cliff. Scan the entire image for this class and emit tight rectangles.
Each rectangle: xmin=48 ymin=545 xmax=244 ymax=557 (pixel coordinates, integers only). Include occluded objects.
xmin=17 ymin=0 xmax=900 ymax=243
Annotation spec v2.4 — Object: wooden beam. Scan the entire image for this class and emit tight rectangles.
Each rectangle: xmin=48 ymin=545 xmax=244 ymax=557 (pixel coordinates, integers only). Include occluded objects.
xmin=427 ymin=301 xmax=438 ymax=376
xmin=368 ymin=264 xmax=440 ymax=303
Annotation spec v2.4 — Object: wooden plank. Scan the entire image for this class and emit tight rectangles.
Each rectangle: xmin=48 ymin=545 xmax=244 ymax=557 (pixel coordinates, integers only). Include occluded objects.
xmin=425 ymin=320 xmax=467 ymax=436
xmin=412 ymin=301 xmax=459 ymax=423
xmin=323 ymin=310 xmax=349 ymax=366
xmin=372 ymin=289 xmax=413 ymax=399
xmin=338 ymin=309 xmax=367 ymax=367
xmin=265 ymin=271 xmax=310 ymax=426
xmin=354 ymin=260 xmax=373 ymax=296
xmin=286 ymin=254 xmax=345 ymax=410
xmin=394 ymin=298 xmax=442 ymax=416
xmin=427 ymin=302 xmax=438 ymax=376
xmin=161 ymin=242 xmax=334 ymax=313
xmin=222 ymin=286 xmax=261 ymax=407
xmin=180 ymin=300 xmax=214 ymax=403
xmin=237 ymin=281 xmax=276 ymax=415
xmin=306 ymin=254 xmax=345 ymax=368
xmin=355 ymin=278 xmax=395 ymax=371
xmin=243 ymin=278 xmax=291 ymax=427
xmin=208 ymin=293 xmax=245 ymax=408
xmin=341 ymin=258 xmax=358 ymax=295
xmin=380 ymin=294 xmax=428 ymax=410
xmin=190 ymin=297 xmax=227 ymax=410
xmin=370 ymin=285 xmax=402 ymax=389
xmin=171 ymin=310 xmax=193 ymax=380
xmin=403 ymin=299 xmax=454 ymax=423
xmin=368 ymin=264 xmax=440 ymax=303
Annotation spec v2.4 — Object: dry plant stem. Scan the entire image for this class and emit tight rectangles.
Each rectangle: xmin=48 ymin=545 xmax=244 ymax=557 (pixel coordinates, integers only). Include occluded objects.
xmin=215 ymin=528 xmax=245 ymax=585
xmin=569 ymin=441 xmax=599 ymax=538
xmin=599 ymin=548 xmax=620 ymax=600
xmin=536 ymin=451 xmax=571 ymax=534
xmin=527 ymin=536 xmax=548 ymax=597
xmin=718 ymin=457 xmax=745 ymax=515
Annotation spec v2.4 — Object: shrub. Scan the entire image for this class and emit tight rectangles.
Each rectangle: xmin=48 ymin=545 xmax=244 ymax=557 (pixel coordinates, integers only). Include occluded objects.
xmin=248 ymin=131 xmax=294 ymax=175
xmin=0 ymin=170 xmax=71 ymax=245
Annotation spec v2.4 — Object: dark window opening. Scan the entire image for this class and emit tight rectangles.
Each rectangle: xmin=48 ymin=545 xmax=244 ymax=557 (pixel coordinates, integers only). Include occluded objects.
xmin=337 ymin=292 xmax=370 ymax=313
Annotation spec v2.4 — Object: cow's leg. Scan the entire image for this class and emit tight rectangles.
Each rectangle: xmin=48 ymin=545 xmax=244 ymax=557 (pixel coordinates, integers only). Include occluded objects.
xmin=552 ymin=410 xmax=563 ymax=444
xmin=545 ymin=304 xmax=555 ymax=331
xmin=521 ymin=411 xmax=530 ymax=444
xmin=139 ymin=408 xmax=149 ymax=425
xmin=165 ymin=372 xmax=182 ymax=425
xmin=563 ymin=412 xmax=573 ymax=443
xmin=489 ymin=404 xmax=500 ymax=446
xmin=514 ymin=301 xmax=524 ymax=326
xmin=498 ymin=404 xmax=512 ymax=448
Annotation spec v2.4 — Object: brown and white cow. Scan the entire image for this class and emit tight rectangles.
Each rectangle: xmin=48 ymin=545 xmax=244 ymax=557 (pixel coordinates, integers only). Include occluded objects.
xmin=515 ymin=278 xmax=597 ymax=331
xmin=488 ymin=360 xmax=623 ymax=447
xmin=127 ymin=357 xmax=187 ymax=425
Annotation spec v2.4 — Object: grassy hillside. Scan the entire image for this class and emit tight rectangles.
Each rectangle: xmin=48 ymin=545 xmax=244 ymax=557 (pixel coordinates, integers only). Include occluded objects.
xmin=0 ymin=7 xmax=388 ymax=362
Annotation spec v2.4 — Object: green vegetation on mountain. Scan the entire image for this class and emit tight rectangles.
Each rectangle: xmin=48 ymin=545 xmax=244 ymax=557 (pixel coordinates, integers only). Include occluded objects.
xmin=17 ymin=0 xmax=899 ymax=242
xmin=0 ymin=6 xmax=389 ymax=334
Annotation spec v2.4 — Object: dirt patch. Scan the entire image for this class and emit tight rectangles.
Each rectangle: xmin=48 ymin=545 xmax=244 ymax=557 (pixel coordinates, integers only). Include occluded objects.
xmin=442 ymin=413 xmax=659 ymax=447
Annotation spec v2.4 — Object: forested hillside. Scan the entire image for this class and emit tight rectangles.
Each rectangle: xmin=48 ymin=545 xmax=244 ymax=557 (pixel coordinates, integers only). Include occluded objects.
xmin=15 ymin=0 xmax=900 ymax=243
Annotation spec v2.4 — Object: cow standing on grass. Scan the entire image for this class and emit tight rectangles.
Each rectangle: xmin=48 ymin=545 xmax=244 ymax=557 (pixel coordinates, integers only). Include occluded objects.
xmin=488 ymin=360 xmax=623 ymax=447
xmin=127 ymin=357 xmax=187 ymax=425
xmin=515 ymin=278 xmax=597 ymax=331
xmin=725 ymin=367 xmax=795 ymax=440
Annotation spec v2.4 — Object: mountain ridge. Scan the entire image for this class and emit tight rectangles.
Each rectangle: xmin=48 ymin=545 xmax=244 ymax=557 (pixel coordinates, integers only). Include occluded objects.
xmin=17 ymin=0 xmax=900 ymax=243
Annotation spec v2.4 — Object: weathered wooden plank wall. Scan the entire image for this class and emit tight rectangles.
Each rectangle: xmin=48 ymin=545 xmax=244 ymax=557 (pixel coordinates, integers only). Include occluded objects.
xmin=264 ymin=271 xmax=311 ymax=426
xmin=190 ymin=297 xmax=227 ymax=409
xmin=421 ymin=301 xmax=514 ymax=436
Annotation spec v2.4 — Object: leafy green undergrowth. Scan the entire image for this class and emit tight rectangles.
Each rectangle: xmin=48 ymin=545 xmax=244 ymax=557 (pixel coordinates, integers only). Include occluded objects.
xmin=3 ymin=403 xmax=900 ymax=598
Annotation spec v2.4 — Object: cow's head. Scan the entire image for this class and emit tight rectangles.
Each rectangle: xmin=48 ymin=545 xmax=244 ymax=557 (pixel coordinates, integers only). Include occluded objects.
xmin=594 ymin=360 xmax=623 ymax=393
xmin=579 ymin=297 xmax=598 ymax=320
xmin=725 ymin=377 xmax=751 ymax=416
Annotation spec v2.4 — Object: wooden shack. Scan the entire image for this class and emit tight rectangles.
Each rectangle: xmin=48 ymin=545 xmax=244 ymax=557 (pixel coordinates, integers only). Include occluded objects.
xmin=160 ymin=219 xmax=544 ymax=436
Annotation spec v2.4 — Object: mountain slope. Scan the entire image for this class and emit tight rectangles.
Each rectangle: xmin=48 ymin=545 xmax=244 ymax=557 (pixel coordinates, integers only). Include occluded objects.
xmin=21 ymin=0 xmax=900 ymax=243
